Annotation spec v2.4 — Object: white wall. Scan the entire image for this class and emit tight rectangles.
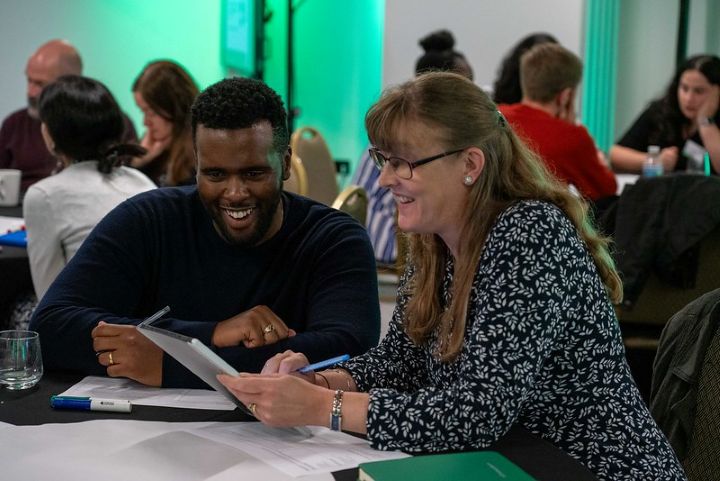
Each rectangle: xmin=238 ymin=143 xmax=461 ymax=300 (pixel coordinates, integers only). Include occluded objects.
xmin=615 ymin=0 xmax=679 ymax=140
xmin=383 ymin=0 xmax=585 ymax=91
xmin=0 ymin=0 xmax=224 ymax=134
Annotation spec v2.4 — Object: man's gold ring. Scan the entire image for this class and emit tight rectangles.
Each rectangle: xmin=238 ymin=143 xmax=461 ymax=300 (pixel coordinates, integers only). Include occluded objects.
xmin=263 ymin=324 xmax=275 ymax=334
xmin=108 ymin=352 xmax=115 ymax=366
xmin=248 ymin=402 xmax=257 ymax=415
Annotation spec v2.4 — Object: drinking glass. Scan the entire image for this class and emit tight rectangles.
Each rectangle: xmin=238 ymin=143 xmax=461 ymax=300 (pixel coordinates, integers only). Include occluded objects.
xmin=0 ymin=330 xmax=43 ymax=390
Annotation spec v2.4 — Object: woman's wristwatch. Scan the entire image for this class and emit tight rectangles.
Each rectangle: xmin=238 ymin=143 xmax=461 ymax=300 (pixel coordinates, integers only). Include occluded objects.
xmin=699 ymin=117 xmax=716 ymax=127
xmin=330 ymin=389 xmax=344 ymax=431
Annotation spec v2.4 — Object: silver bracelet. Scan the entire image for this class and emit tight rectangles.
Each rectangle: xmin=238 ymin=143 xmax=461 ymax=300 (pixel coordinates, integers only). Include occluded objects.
xmin=330 ymin=389 xmax=344 ymax=431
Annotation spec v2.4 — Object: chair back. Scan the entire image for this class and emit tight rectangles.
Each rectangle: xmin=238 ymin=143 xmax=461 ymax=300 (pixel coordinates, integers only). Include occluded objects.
xmin=283 ymin=154 xmax=309 ymax=196
xmin=290 ymin=127 xmax=338 ymax=205
xmin=331 ymin=185 xmax=367 ymax=225
xmin=617 ymin=226 xmax=720 ymax=331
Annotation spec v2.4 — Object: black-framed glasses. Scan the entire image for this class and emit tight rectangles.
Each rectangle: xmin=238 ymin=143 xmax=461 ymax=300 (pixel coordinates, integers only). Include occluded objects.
xmin=368 ymin=147 xmax=466 ymax=179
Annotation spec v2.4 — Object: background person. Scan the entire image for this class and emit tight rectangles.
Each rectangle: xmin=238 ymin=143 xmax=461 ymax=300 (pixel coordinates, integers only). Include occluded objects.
xmin=219 ymin=72 xmax=685 ymax=481
xmin=492 ymin=32 xmax=558 ymax=105
xmin=24 ymin=75 xmax=156 ymax=301
xmin=29 ymin=77 xmax=380 ymax=389
xmin=499 ymin=43 xmax=617 ymax=202
xmin=0 ymin=39 xmax=136 ymax=192
xmin=610 ymin=54 xmax=720 ymax=174
xmin=130 ymin=60 xmax=198 ymax=186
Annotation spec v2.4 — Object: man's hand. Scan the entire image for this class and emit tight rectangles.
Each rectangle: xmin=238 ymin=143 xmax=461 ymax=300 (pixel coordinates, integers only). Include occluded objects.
xmin=91 ymin=322 xmax=163 ymax=386
xmin=212 ymin=305 xmax=296 ymax=348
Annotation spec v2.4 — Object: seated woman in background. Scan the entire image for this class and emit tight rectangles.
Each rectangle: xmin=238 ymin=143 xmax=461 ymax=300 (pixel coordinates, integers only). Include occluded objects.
xmin=610 ymin=54 xmax=720 ymax=174
xmin=131 ymin=60 xmax=199 ymax=186
xmin=492 ymin=32 xmax=558 ymax=104
xmin=24 ymin=75 xmax=156 ymax=301
xmin=218 ymin=72 xmax=685 ymax=481
xmin=352 ymin=28 xmax=474 ymax=267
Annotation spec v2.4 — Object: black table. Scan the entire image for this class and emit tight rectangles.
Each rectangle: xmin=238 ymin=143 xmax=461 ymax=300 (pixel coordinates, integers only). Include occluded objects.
xmin=1 ymin=371 xmax=597 ymax=481
xmin=0 ymin=205 xmax=31 ymax=325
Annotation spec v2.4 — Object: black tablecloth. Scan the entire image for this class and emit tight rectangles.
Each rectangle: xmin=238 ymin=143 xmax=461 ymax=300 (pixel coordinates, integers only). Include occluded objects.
xmin=0 ymin=371 xmax=597 ymax=481
xmin=0 ymin=205 xmax=31 ymax=325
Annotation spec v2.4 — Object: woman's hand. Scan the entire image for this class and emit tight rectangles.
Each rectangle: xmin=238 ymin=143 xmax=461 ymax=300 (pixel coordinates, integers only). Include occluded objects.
xmin=218 ymin=372 xmax=333 ymax=428
xmin=131 ymin=133 xmax=171 ymax=167
xmin=659 ymin=146 xmax=679 ymax=171
xmin=698 ymin=85 xmax=720 ymax=121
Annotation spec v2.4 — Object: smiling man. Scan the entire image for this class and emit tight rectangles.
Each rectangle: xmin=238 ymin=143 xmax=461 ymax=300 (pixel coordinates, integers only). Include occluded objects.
xmin=30 ymin=77 xmax=380 ymax=388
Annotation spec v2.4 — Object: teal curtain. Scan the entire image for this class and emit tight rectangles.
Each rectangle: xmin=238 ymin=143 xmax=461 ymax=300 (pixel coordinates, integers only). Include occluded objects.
xmin=581 ymin=0 xmax=620 ymax=153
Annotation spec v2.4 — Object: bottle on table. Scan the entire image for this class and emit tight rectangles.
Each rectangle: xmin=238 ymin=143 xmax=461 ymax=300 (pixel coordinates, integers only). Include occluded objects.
xmin=642 ymin=145 xmax=664 ymax=177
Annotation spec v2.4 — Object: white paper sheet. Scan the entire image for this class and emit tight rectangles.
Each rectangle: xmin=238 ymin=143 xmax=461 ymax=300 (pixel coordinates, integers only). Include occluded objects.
xmin=191 ymin=423 xmax=409 ymax=477
xmin=60 ymin=375 xmax=237 ymax=410
xmin=0 ymin=419 xmax=408 ymax=480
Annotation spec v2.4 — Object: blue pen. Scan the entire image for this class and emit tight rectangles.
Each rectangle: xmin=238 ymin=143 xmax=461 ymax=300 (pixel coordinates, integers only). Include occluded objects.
xmin=50 ymin=395 xmax=132 ymax=413
xmin=297 ymin=354 xmax=350 ymax=373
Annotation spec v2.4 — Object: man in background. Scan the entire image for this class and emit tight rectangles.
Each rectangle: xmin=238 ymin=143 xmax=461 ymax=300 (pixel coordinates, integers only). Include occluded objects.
xmin=30 ymin=77 xmax=380 ymax=388
xmin=0 ymin=39 xmax=135 ymax=192
xmin=499 ymin=43 xmax=616 ymax=202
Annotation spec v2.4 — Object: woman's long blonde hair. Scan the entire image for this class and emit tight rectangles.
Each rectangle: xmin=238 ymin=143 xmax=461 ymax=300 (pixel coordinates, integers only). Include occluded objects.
xmin=365 ymin=72 xmax=622 ymax=362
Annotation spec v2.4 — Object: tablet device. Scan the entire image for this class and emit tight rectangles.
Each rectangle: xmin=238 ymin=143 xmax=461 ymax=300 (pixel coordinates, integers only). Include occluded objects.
xmin=136 ymin=308 xmax=253 ymax=415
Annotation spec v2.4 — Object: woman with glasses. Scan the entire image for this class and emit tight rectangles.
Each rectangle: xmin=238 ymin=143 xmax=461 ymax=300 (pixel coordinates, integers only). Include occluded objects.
xmin=218 ymin=72 xmax=684 ymax=481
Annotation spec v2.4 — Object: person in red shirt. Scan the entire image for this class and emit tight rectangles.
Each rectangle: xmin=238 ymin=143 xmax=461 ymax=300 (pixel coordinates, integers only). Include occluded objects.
xmin=498 ymin=43 xmax=616 ymax=202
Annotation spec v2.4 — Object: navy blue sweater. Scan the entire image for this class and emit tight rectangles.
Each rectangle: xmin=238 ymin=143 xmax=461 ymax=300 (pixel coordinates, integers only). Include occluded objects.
xmin=30 ymin=187 xmax=380 ymax=387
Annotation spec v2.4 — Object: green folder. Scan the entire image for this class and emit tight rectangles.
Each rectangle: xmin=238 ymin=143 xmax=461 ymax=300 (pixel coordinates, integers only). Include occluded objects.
xmin=358 ymin=451 xmax=537 ymax=481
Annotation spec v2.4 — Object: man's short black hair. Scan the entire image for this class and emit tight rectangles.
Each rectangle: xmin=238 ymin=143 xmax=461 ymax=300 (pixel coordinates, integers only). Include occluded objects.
xmin=191 ymin=77 xmax=289 ymax=153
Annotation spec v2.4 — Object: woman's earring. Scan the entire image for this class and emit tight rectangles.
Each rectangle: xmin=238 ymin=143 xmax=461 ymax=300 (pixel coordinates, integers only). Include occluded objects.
xmin=463 ymin=175 xmax=474 ymax=186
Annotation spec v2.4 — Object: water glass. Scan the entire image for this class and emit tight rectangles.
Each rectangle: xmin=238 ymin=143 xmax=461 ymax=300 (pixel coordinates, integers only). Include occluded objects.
xmin=0 ymin=330 xmax=43 ymax=390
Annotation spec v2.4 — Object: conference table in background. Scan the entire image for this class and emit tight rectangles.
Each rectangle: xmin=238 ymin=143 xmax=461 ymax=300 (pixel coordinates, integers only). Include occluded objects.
xmin=0 ymin=204 xmax=31 ymax=325
xmin=0 ymin=370 xmax=598 ymax=481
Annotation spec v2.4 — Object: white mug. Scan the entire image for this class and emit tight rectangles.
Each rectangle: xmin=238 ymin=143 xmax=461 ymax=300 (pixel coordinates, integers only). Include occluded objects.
xmin=0 ymin=169 xmax=21 ymax=206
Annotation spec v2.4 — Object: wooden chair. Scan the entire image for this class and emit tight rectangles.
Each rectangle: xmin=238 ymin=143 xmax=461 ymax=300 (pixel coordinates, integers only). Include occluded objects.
xmin=283 ymin=154 xmax=309 ymax=196
xmin=290 ymin=127 xmax=338 ymax=205
xmin=331 ymin=185 xmax=367 ymax=225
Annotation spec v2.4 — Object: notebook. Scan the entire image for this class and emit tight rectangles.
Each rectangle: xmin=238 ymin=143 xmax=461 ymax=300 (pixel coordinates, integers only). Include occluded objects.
xmin=358 ymin=451 xmax=536 ymax=481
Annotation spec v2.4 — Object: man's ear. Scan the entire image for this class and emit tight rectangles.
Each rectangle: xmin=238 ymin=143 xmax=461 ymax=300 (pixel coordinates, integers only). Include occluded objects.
xmin=556 ymin=87 xmax=574 ymax=109
xmin=281 ymin=147 xmax=292 ymax=181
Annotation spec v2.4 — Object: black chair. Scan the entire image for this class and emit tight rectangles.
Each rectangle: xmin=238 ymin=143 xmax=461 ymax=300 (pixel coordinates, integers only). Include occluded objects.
xmin=612 ymin=175 xmax=720 ymax=400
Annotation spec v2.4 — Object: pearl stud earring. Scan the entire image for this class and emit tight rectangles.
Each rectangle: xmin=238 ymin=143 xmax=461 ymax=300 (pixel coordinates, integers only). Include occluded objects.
xmin=463 ymin=175 xmax=474 ymax=186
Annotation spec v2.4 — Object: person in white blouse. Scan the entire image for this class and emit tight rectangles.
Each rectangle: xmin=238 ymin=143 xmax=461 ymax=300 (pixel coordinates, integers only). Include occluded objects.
xmin=24 ymin=75 xmax=156 ymax=300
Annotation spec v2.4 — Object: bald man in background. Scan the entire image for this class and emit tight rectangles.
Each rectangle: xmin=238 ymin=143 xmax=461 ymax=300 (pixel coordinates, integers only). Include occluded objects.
xmin=0 ymin=39 xmax=136 ymax=192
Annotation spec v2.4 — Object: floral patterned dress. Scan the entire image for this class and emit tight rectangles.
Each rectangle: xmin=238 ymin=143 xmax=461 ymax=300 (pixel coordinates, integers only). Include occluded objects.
xmin=340 ymin=200 xmax=686 ymax=481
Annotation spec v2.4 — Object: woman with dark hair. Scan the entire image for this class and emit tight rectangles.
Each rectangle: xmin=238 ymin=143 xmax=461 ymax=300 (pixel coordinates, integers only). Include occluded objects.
xmin=492 ymin=32 xmax=558 ymax=104
xmin=131 ymin=60 xmax=199 ymax=186
xmin=218 ymin=72 xmax=684 ymax=481
xmin=415 ymin=29 xmax=473 ymax=80
xmin=610 ymin=54 xmax=720 ymax=174
xmin=24 ymin=75 xmax=156 ymax=300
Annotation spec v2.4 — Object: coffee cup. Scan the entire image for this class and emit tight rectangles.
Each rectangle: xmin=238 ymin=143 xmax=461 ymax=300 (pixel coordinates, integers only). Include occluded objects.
xmin=0 ymin=169 xmax=21 ymax=206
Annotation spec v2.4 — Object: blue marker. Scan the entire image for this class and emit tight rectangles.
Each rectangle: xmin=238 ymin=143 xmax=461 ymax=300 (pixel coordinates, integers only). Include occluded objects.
xmin=51 ymin=395 xmax=132 ymax=413
xmin=297 ymin=354 xmax=350 ymax=373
